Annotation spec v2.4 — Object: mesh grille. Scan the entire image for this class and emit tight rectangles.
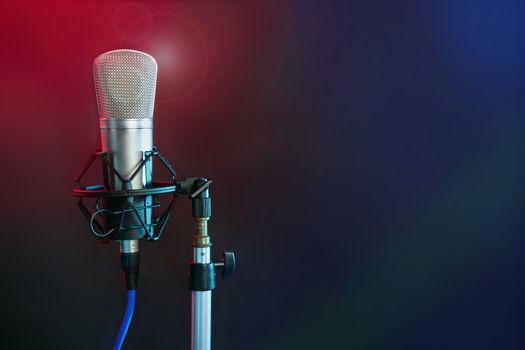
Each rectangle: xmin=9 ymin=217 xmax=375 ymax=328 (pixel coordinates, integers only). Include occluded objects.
xmin=93 ymin=50 xmax=157 ymax=119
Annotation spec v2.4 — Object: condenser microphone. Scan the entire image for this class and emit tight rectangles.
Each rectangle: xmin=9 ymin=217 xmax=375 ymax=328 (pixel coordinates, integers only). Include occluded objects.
xmin=93 ymin=49 xmax=158 ymax=289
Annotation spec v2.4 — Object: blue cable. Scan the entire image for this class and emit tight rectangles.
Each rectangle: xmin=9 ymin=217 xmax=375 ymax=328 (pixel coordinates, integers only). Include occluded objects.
xmin=113 ymin=290 xmax=136 ymax=350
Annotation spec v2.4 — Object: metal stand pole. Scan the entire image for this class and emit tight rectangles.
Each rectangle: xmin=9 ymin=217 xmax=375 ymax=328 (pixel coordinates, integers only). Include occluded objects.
xmin=178 ymin=177 xmax=235 ymax=350
xmin=192 ymin=218 xmax=212 ymax=350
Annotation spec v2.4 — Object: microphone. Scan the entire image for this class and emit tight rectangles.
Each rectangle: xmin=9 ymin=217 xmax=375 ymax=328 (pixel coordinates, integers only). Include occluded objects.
xmin=73 ymin=49 xmax=235 ymax=350
xmin=93 ymin=49 xmax=158 ymax=290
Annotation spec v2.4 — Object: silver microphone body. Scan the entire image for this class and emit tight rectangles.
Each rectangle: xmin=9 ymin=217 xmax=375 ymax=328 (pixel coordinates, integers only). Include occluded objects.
xmin=93 ymin=49 xmax=158 ymax=244
xmin=100 ymin=118 xmax=153 ymax=191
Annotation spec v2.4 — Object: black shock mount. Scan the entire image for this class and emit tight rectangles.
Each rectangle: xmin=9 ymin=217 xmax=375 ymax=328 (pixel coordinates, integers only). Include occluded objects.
xmin=72 ymin=147 xmax=235 ymax=291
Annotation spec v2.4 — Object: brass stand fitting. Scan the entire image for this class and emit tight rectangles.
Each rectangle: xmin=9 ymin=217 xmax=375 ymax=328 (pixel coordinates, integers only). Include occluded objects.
xmin=193 ymin=217 xmax=212 ymax=248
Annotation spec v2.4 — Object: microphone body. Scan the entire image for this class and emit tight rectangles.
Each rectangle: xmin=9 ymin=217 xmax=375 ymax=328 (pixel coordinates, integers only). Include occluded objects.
xmin=100 ymin=118 xmax=154 ymax=240
xmin=93 ymin=49 xmax=158 ymax=242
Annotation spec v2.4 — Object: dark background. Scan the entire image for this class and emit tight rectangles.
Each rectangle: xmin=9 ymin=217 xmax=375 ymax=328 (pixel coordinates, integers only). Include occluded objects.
xmin=1 ymin=1 xmax=524 ymax=349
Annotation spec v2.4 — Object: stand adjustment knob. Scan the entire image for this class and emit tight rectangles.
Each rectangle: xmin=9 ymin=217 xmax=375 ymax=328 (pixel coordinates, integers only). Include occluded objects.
xmin=214 ymin=250 xmax=236 ymax=280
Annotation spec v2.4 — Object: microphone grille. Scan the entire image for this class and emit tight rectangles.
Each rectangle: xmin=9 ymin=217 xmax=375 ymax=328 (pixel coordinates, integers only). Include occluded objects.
xmin=93 ymin=49 xmax=157 ymax=119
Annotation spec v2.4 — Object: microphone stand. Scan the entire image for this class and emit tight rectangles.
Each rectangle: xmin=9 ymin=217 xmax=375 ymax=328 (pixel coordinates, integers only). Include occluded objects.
xmin=176 ymin=177 xmax=235 ymax=350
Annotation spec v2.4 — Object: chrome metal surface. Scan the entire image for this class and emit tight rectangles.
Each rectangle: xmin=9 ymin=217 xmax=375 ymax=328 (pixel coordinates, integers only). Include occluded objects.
xmin=192 ymin=246 xmax=211 ymax=350
xmin=99 ymin=118 xmax=153 ymax=130
xmin=119 ymin=239 xmax=139 ymax=254
xmin=192 ymin=291 xmax=212 ymax=350
xmin=100 ymin=124 xmax=153 ymax=190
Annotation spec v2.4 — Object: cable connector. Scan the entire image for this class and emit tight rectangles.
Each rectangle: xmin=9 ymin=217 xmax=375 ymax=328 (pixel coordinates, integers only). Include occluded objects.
xmin=121 ymin=252 xmax=140 ymax=290
xmin=120 ymin=240 xmax=140 ymax=290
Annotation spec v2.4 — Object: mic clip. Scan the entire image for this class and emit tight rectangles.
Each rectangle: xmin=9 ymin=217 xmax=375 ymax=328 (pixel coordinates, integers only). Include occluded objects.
xmin=73 ymin=147 xmax=179 ymax=242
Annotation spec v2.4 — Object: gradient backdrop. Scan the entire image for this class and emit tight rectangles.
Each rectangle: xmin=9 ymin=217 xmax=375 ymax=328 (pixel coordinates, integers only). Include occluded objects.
xmin=1 ymin=1 xmax=524 ymax=349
